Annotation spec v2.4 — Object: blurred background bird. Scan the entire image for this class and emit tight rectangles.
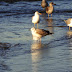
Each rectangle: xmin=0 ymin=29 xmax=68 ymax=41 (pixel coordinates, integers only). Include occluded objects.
xmin=41 ymin=0 xmax=48 ymax=10
xmin=46 ymin=2 xmax=56 ymax=17
xmin=64 ymin=18 xmax=72 ymax=30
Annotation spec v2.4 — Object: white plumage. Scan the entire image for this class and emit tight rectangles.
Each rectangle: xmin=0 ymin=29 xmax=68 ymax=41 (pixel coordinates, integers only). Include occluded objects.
xmin=32 ymin=11 xmax=40 ymax=28
xmin=31 ymin=27 xmax=52 ymax=41
xmin=64 ymin=18 xmax=72 ymax=30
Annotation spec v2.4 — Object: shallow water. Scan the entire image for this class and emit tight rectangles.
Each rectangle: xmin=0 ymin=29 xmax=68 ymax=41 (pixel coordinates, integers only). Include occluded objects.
xmin=0 ymin=0 xmax=72 ymax=72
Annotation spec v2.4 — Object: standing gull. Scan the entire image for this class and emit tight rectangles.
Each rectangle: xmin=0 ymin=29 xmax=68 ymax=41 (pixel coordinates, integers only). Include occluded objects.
xmin=32 ymin=11 xmax=41 ymax=28
xmin=64 ymin=18 xmax=72 ymax=30
xmin=46 ymin=2 xmax=56 ymax=17
xmin=41 ymin=0 xmax=48 ymax=10
xmin=31 ymin=27 xmax=52 ymax=41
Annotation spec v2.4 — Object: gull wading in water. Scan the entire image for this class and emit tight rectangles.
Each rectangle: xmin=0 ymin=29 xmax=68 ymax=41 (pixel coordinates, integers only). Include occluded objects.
xmin=31 ymin=27 xmax=53 ymax=41
xmin=32 ymin=11 xmax=42 ymax=28
xmin=64 ymin=18 xmax=72 ymax=30
xmin=41 ymin=0 xmax=48 ymax=10
xmin=46 ymin=2 xmax=56 ymax=17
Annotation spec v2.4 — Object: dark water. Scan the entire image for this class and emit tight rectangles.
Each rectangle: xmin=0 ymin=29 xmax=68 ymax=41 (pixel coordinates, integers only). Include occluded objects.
xmin=0 ymin=0 xmax=72 ymax=72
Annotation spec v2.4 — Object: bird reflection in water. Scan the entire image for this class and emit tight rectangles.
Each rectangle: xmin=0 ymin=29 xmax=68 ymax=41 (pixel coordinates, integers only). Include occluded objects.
xmin=66 ymin=31 xmax=72 ymax=65
xmin=31 ymin=41 xmax=43 ymax=72
xmin=41 ymin=12 xmax=54 ymax=34
xmin=47 ymin=17 xmax=54 ymax=34
xmin=67 ymin=30 xmax=72 ymax=58
xmin=31 ymin=41 xmax=49 ymax=72
xmin=67 ymin=31 xmax=72 ymax=47
xmin=67 ymin=31 xmax=72 ymax=38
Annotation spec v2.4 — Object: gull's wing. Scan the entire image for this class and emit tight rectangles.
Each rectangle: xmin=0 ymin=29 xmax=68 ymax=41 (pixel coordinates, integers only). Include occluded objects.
xmin=46 ymin=7 xmax=49 ymax=11
xmin=32 ymin=16 xmax=34 ymax=20
xmin=36 ymin=29 xmax=50 ymax=36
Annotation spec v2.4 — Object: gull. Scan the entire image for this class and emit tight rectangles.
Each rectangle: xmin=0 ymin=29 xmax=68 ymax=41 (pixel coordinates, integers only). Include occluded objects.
xmin=32 ymin=11 xmax=41 ymax=28
xmin=46 ymin=2 xmax=56 ymax=17
xmin=41 ymin=0 xmax=48 ymax=10
xmin=31 ymin=27 xmax=52 ymax=41
xmin=64 ymin=18 xmax=72 ymax=30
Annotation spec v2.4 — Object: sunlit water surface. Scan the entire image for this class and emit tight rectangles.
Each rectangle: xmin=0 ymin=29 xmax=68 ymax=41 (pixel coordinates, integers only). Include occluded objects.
xmin=0 ymin=0 xmax=72 ymax=72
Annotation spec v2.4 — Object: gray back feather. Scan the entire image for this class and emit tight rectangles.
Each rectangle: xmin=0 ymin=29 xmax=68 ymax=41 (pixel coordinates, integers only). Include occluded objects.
xmin=36 ymin=29 xmax=51 ymax=37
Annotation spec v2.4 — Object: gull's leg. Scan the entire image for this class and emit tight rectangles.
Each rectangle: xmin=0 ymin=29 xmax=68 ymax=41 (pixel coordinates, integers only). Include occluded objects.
xmin=43 ymin=8 xmax=44 ymax=11
xmin=51 ymin=14 xmax=52 ymax=17
xmin=69 ymin=27 xmax=70 ymax=31
xmin=37 ymin=23 xmax=38 ymax=29
xmin=48 ymin=14 xmax=49 ymax=17
xmin=48 ymin=14 xmax=49 ymax=18
xmin=34 ymin=23 xmax=35 ymax=27
xmin=39 ymin=38 xmax=41 ymax=42
xmin=38 ymin=38 xmax=41 ymax=42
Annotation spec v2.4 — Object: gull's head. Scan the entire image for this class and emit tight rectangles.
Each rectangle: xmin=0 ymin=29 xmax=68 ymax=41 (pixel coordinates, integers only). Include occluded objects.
xmin=49 ymin=2 xmax=56 ymax=6
xmin=64 ymin=20 xmax=66 ymax=23
xmin=31 ymin=27 xmax=36 ymax=32
xmin=34 ymin=11 xmax=42 ymax=15
xmin=42 ymin=0 xmax=46 ymax=2
xmin=35 ymin=11 xmax=39 ymax=15
xmin=64 ymin=18 xmax=72 ymax=24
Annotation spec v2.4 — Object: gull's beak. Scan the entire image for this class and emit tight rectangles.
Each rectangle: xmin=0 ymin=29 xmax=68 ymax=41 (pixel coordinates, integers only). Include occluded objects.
xmin=52 ymin=3 xmax=56 ymax=5
xmin=64 ymin=20 xmax=66 ymax=22
xmin=53 ymin=3 xmax=56 ymax=5
xmin=39 ymin=13 xmax=42 ymax=15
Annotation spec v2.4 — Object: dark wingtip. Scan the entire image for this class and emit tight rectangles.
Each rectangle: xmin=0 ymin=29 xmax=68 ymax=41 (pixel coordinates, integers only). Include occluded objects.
xmin=49 ymin=32 xmax=54 ymax=35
